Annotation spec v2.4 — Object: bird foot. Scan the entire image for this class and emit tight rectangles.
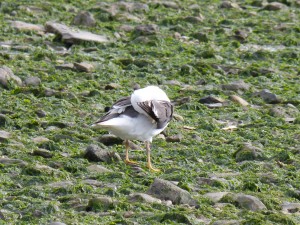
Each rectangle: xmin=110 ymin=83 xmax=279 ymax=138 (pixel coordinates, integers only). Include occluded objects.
xmin=147 ymin=163 xmax=161 ymax=172
xmin=125 ymin=159 xmax=139 ymax=165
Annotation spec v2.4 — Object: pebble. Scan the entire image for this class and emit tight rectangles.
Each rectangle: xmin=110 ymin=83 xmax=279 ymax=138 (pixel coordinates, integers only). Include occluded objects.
xmin=0 ymin=130 xmax=11 ymax=142
xmin=87 ymin=196 xmax=115 ymax=211
xmin=263 ymin=2 xmax=288 ymax=11
xmin=73 ymin=11 xmax=96 ymax=27
xmin=0 ymin=66 xmax=22 ymax=88
xmin=147 ymin=178 xmax=198 ymax=206
xmin=84 ymin=144 xmax=121 ymax=163
xmin=128 ymin=193 xmax=162 ymax=204
xmin=221 ymin=80 xmax=250 ymax=91
xmin=166 ymin=134 xmax=182 ymax=143
xmin=253 ymin=89 xmax=281 ymax=104
xmin=74 ymin=62 xmax=94 ymax=72
xmin=97 ymin=134 xmax=123 ymax=146
xmin=33 ymin=149 xmax=53 ymax=158
xmin=234 ymin=142 xmax=265 ymax=162
xmin=9 ymin=20 xmax=44 ymax=32
xmin=204 ymin=192 xmax=229 ymax=203
xmin=134 ymin=24 xmax=159 ymax=36
xmin=230 ymin=95 xmax=249 ymax=106
xmin=45 ymin=22 xmax=109 ymax=44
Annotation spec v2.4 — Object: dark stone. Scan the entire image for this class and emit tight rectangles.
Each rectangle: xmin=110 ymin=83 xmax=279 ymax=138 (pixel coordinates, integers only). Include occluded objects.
xmin=33 ymin=149 xmax=53 ymax=158
xmin=73 ymin=11 xmax=96 ymax=27
xmin=199 ymin=96 xmax=225 ymax=104
xmin=97 ymin=134 xmax=123 ymax=146
xmin=147 ymin=178 xmax=198 ymax=206
xmin=253 ymin=89 xmax=281 ymax=104
xmin=84 ymin=144 xmax=121 ymax=163
xmin=134 ymin=24 xmax=158 ymax=36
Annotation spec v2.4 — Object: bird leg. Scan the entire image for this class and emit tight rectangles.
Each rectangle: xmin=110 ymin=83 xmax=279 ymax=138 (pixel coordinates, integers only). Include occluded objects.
xmin=124 ymin=140 xmax=138 ymax=165
xmin=146 ymin=141 xmax=160 ymax=172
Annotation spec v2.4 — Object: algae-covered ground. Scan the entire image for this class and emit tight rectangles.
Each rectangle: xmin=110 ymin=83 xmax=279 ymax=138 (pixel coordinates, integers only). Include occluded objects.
xmin=0 ymin=0 xmax=300 ymax=224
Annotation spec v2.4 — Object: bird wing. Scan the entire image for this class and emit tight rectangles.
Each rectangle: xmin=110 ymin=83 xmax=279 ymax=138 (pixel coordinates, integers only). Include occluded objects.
xmin=94 ymin=96 xmax=133 ymax=124
xmin=137 ymin=100 xmax=173 ymax=129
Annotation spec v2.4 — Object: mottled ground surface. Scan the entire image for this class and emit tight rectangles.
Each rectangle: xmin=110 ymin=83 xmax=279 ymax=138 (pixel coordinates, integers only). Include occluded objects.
xmin=0 ymin=0 xmax=300 ymax=224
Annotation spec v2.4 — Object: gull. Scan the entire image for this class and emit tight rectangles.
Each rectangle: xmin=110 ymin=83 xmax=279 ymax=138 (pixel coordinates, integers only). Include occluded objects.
xmin=93 ymin=86 xmax=173 ymax=172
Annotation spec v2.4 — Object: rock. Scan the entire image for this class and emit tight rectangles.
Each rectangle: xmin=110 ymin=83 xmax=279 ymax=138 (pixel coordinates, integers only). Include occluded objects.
xmin=220 ymin=1 xmax=241 ymax=9
xmin=199 ymin=96 xmax=225 ymax=104
xmin=234 ymin=143 xmax=265 ymax=162
xmin=166 ymin=134 xmax=182 ymax=143
xmin=212 ymin=220 xmax=241 ymax=225
xmin=87 ymin=196 xmax=115 ymax=211
xmin=147 ymin=178 xmax=198 ymax=206
xmin=55 ymin=63 xmax=75 ymax=71
xmin=35 ymin=109 xmax=47 ymax=118
xmin=0 ymin=66 xmax=22 ymax=88
xmin=104 ymin=83 xmax=122 ymax=90
xmin=221 ymin=80 xmax=250 ymax=91
xmin=73 ymin=11 xmax=96 ymax=27
xmin=9 ymin=20 xmax=44 ymax=32
xmin=48 ymin=181 xmax=73 ymax=188
xmin=97 ymin=134 xmax=123 ymax=146
xmin=24 ymin=76 xmax=41 ymax=87
xmin=74 ymin=62 xmax=94 ymax=72
xmin=49 ymin=222 xmax=67 ymax=225
xmin=84 ymin=144 xmax=121 ymax=163
xmin=87 ymin=164 xmax=112 ymax=173
xmin=230 ymin=95 xmax=249 ymax=106
xmin=230 ymin=193 xmax=267 ymax=211
xmin=162 ymin=1 xmax=180 ymax=9
xmin=134 ymin=24 xmax=159 ymax=36
xmin=234 ymin=29 xmax=249 ymax=42
xmin=33 ymin=149 xmax=53 ymax=158
xmin=184 ymin=16 xmax=204 ymax=23
xmin=281 ymin=202 xmax=300 ymax=214
xmin=45 ymin=22 xmax=109 ymax=44
xmin=119 ymin=24 xmax=134 ymax=32
xmin=0 ymin=158 xmax=28 ymax=166
xmin=197 ymin=177 xmax=228 ymax=187
xmin=0 ymin=130 xmax=11 ymax=142
xmin=173 ymin=96 xmax=191 ymax=106
xmin=204 ymin=192 xmax=229 ymax=203
xmin=128 ymin=193 xmax=162 ymax=204
xmin=263 ymin=2 xmax=288 ymax=11
xmin=192 ymin=32 xmax=209 ymax=42
xmin=269 ymin=105 xmax=299 ymax=119
xmin=253 ymin=89 xmax=281 ymax=104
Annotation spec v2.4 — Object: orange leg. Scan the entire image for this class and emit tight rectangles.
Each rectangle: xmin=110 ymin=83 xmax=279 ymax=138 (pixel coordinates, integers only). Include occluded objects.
xmin=146 ymin=141 xmax=160 ymax=172
xmin=124 ymin=140 xmax=138 ymax=165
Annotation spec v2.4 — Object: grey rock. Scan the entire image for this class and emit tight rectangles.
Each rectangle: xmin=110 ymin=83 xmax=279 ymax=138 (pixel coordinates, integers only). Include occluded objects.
xmin=212 ymin=220 xmax=241 ymax=225
xmin=128 ymin=193 xmax=162 ymax=204
xmin=147 ymin=178 xmax=198 ymax=206
xmin=10 ymin=20 xmax=44 ymax=32
xmin=49 ymin=222 xmax=67 ymax=225
xmin=84 ymin=144 xmax=121 ymax=163
xmin=97 ymin=134 xmax=123 ymax=146
xmin=24 ymin=76 xmax=41 ymax=87
xmin=162 ymin=1 xmax=180 ymax=9
xmin=232 ymin=193 xmax=267 ymax=211
xmin=0 ymin=66 xmax=22 ymax=88
xmin=74 ymin=62 xmax=94 ymax=72
xmin=234 ymin=142 xmax=265 ymax=162
xmin=87 ymin=196 xmax=115 ymax=211
xmin=0 ymin=130 xmax=11 ymax=142
xmin=253 ymin=89 xmax=281 ymax=104
xmin=220 ymin=1 xmax=241 ymax=9
xmin=33 ymin=149 xmax=53 ymax=158
xmin=184 ymin=16 xmax=204 ymax=23
xmin=166 ymin=134 xmax=182 ymax=143
xmin=44 ymin=88 xmax=58 ymax=97
xmin=55 ymin=63 xmax=75 ymax=71
xmin=173 ymin=96 xmax=191 ymax=106
xmin=87 ymin=164 xmax=112 ymax=173
xmin=281 ymin=202 xmax=300 ymax=214
xmin=221 ymin=80 xmax=250 ymax=91
xmin=73 ymin=11 xmax=96 ymax=27
xmin=35 ymin=109 xmax=47 ymax=118
xmin=45 ymin=22 xmax=109 ymax=44
xmin=204 ymin=192 xmax=229 ymax=203
xmin=119 ymin=24 xmax=134 ymax=32
xmin=197 ymin=177 xmax=228 ymax=187
xmin=0 ymin=158 xmax=28 ymax=166
xmin=134 ymin=24 xmax=159 ymax=36
xmin=263 ymin=2 xmax=288 ymax=11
